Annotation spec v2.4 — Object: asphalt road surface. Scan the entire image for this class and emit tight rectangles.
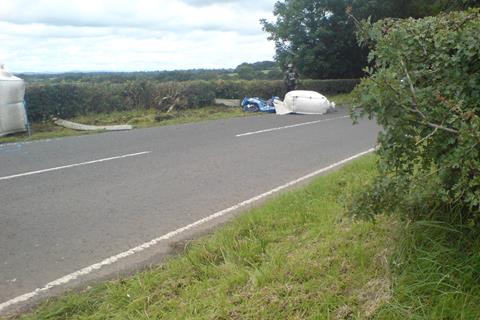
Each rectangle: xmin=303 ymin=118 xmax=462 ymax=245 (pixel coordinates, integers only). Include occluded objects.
xmin=0 ymin=110 xmax=379 ymax=313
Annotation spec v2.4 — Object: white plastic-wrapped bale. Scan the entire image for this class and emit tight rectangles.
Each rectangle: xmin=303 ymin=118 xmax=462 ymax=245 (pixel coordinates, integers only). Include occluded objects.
xmin=274 ymin=90 xmax=335 ymax=115
xmin=0 ymin=64 xmax=27 ymax=137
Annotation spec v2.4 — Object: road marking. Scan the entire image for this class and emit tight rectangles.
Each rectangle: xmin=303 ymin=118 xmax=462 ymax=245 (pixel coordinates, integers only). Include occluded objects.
xmin=0 ymin=148 xmax=374 ymax=313
xmin=0 ymin=151 xmax=151 ymax=181
xmin=236 ymin=115 xmax=350 ymax=137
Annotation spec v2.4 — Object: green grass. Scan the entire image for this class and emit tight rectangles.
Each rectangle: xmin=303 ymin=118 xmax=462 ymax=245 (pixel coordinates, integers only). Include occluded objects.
xmin=11 ymin=155 xmax=398 ymax=319
xmin=376 ymin=221 xmax=480 ymax=319
xmin=72 ymin=106 xmax=252 ymax=128
xmin=0 ymin=123 xmax=96 ymax=144
xmin=328 ymin=93 xmax=354 ymax=107
xmin=0 ymin=106 xmax=252 ymax=144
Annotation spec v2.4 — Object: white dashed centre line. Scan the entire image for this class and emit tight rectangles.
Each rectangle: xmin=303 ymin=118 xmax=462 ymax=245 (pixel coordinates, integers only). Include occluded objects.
xmin=0 ymin=151 xmax=151 ymax=181
xmin=236 ymin=115 xmax=350 ymax=137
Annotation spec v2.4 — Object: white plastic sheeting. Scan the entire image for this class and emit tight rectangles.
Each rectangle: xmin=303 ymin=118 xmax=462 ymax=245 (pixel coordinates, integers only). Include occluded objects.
xmin=274 ymin=90 xmax=335 ymax=115
xmin=0 ymin=64 xmax=27 ymax=137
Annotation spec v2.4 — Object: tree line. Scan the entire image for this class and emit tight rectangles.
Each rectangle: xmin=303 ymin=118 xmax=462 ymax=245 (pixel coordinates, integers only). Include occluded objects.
xmin=17 ymin=61 xmax=282 ymax=84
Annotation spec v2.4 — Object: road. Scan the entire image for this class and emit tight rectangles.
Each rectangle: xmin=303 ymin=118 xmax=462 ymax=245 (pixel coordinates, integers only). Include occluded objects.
xmin=0 ymin=110 xmax=378 ymax=313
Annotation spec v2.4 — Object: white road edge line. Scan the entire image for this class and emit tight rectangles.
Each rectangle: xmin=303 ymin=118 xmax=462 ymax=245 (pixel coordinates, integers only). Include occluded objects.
xmin=0 ymin=151 xmax=151 ymax=181
xmin=236 ymin=115 xmax=350 ymax=137
xmin=0 ymin=147 xmax=375 ymax=313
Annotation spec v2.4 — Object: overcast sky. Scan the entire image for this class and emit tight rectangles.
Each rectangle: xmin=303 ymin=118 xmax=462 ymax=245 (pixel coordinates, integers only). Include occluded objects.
xmin=0 ymin=0 xmax=277 ymax=73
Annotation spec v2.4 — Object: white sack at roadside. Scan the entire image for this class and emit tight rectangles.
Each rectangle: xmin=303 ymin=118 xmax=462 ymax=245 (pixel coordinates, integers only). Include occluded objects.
xmin=273 ymin=90 xmax=335 ymax=115
xmin=0 ymin=64 xmax=27 ymax=137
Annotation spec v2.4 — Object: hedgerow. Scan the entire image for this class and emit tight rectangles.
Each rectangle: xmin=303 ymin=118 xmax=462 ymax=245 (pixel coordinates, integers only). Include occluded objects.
xmin=24 ymin=79 xmax=358 ymax=121
xmin=349 ymin=9 xmax=480 ymax=225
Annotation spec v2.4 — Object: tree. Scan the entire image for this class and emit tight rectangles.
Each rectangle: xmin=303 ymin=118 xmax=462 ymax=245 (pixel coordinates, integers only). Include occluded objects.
xmin=235 ymin=63 xmax=258 ymax=80
xmin=261 ymin=0 xmax=362 ymax=79
xmin=261 ymin=0 xmax=479 ymax=79
xmin=234 ymin=61 xmax=281 ymax=80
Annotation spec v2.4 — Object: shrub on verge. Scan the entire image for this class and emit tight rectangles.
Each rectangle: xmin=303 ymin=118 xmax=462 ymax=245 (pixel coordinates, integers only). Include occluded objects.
xmin=350 ymin=9 xmax=480 ymax=225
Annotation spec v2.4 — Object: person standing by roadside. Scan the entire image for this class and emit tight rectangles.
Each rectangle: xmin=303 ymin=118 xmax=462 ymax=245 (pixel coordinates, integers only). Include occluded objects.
xmin=284 ymin=63 xmax=299 ymax=92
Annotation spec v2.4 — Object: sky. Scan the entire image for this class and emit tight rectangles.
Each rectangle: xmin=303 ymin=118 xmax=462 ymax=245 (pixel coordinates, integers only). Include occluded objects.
xmin=0 ymin=0 xmax=278 ymax=73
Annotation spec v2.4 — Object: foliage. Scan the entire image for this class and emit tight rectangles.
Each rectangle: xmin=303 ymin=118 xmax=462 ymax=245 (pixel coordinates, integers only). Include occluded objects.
xmin=235 ymin=63 xmax=257 ymax=80
xmin=302 ymin=79 xmax=358 ymax=95
xmin=350 ymin=9 xmax=480 ymax=224
xmin=25 ymin=79 xmax=358 ymax=121
xmin=261 ymin=0 xmax=480 ymax=79
xmin=234 ymin=61 xmax=282 ymax=80
xmin=413 ymin=0 xmax=480 ymax=15
xmin=261 ymin=0 xmax=368 ymax=79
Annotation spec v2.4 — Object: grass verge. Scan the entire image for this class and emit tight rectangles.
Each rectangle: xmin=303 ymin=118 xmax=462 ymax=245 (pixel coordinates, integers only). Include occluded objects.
xmin=376 ymin=220 xmax=480 ymax=319
xmin=0 ymin=106 xmax=252 ymax=144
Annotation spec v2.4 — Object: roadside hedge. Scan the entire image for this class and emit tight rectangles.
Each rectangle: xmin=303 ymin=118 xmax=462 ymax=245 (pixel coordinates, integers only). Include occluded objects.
xmin=25 ymin=79 xmax=359 ymax=121
xmin=350 ymin=9 xmax=480 ymax=224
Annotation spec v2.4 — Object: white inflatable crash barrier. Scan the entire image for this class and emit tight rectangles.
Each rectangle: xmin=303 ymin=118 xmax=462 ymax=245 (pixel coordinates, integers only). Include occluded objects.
xmin=0 ymin=64 xmax=28 ymax=137
xmin=52 ymin=118 xmax=133 ymax=131
xmin=273 ymin=90 xmax=335 ymax=115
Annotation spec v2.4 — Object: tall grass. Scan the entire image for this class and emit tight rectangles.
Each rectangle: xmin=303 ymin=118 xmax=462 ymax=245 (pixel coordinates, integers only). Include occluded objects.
xmin=376 ymin=220 xmax=480 ymax=319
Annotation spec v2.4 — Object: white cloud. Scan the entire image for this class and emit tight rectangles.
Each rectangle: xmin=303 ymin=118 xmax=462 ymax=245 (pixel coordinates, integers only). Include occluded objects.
xmin=0 ymin=0 xmax=277 ymax=72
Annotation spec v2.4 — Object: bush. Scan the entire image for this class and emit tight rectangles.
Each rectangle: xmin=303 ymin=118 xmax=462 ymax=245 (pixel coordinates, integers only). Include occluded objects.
xmin=25 ymin=81 xmax=215 ymax=121
xmin=350 ymin=9 xmax=480 ymax=224
xmin=300 ymin=79 xmax=359 ymax=94
xmin=212 ymin=79 xmax=359 ymax=99
xmin=26 ymin=82 xmax=146 ymax=121
xmin=182 ymin=81 xmax=216 ymax=108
